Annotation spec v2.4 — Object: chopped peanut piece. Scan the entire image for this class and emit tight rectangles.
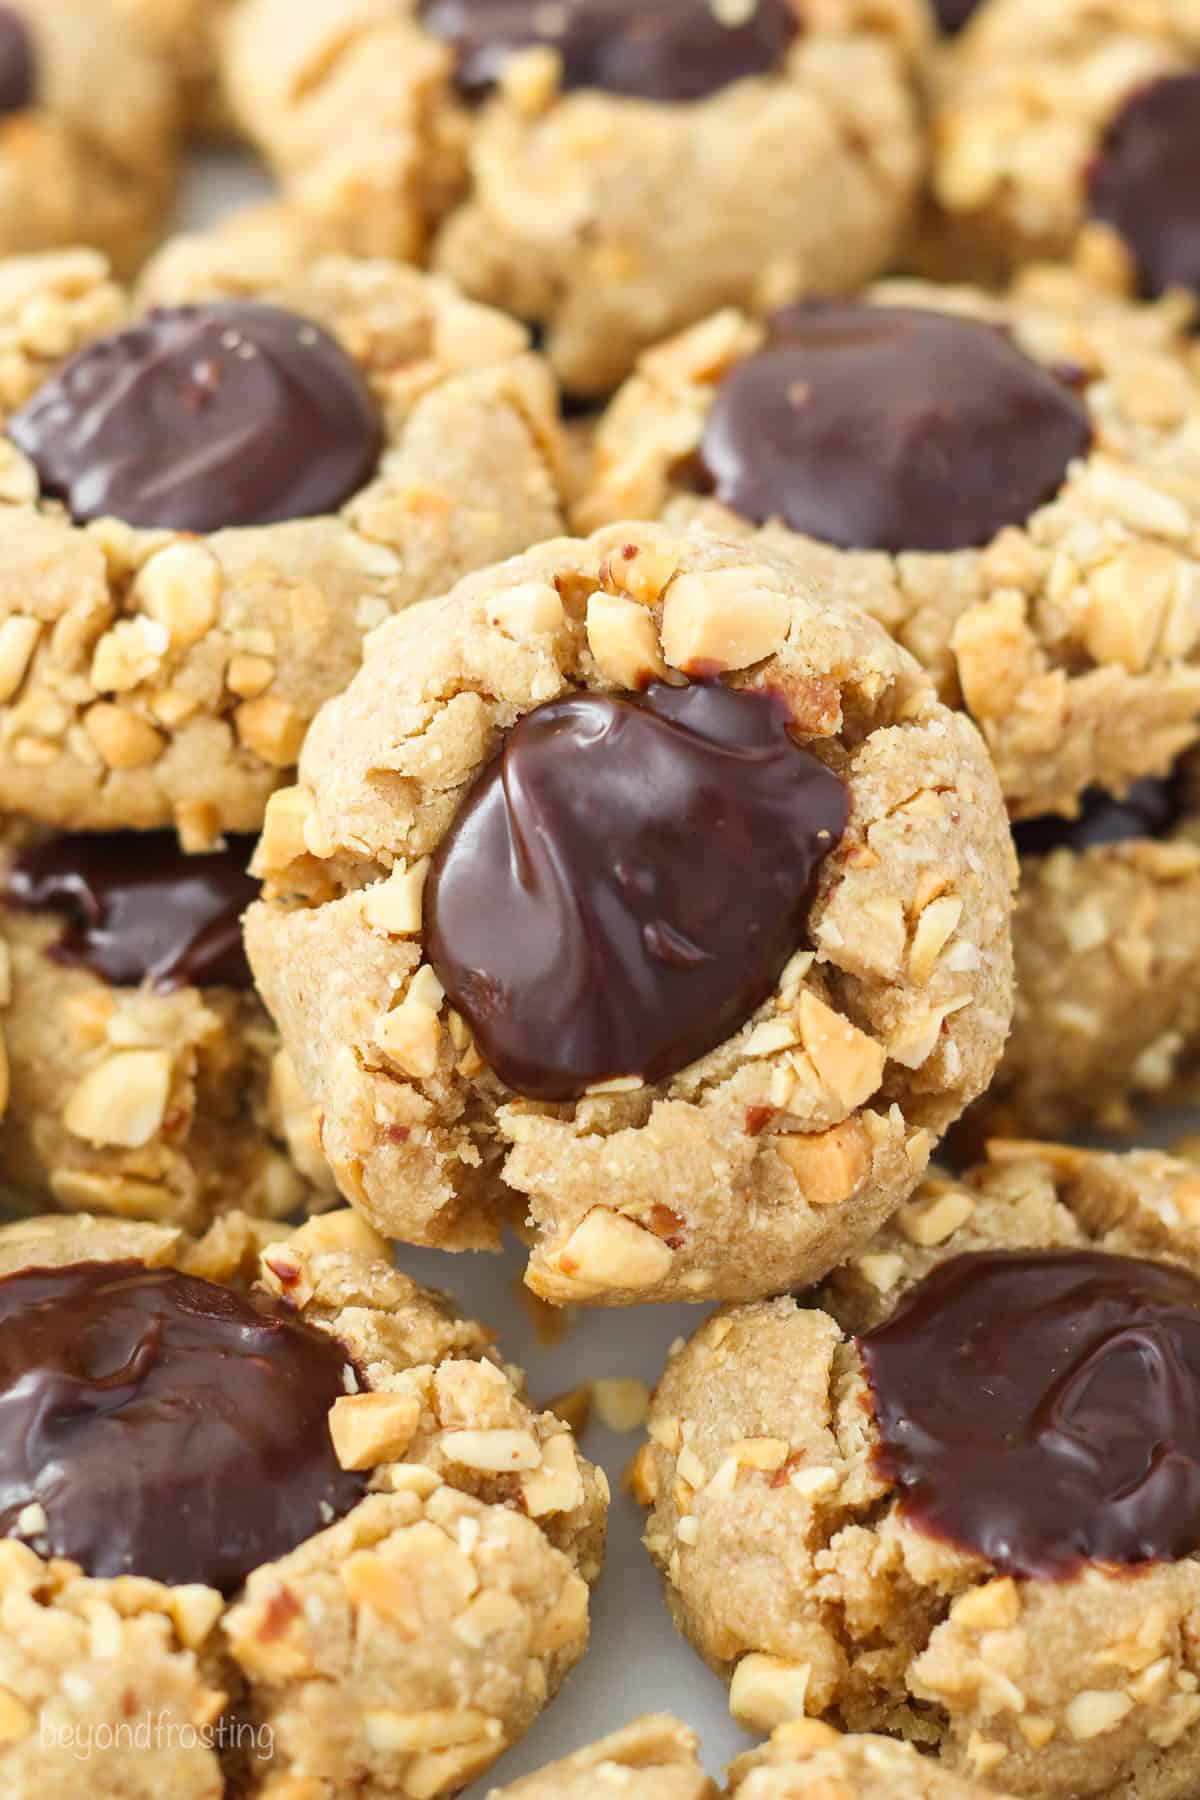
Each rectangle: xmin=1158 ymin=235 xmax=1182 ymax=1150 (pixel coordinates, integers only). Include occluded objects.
xmin=486 ymin=580 xmax=565 ymax=639
xmin=592 ymin=1378 xmax=651 ymax=1433
xmin=730 ymin=1654 xmax=812 ymax=1732
xmin=63 ymin=1050 xmax=172 ymax=1148
xmin=440 ymin=1429 xmax=542 ymax=1472
xmin=0 ymin=616 xmax=40 ymax=703
xmin=0 ymin=1687 xmax=33 ymax=1744
xmin=585 ymin=591 xmax=667 ymax=687
xmin=363 ymin=860 xmax=430 ymax=937
xmin=83 ymin=703 xmax=165 ymax=769
xmin=551 ymin=1208 xmax=674 ymax=1292
xmin=522 ymin=1433 xmax=585 ymax=1516
xmin=254 ymin=784 xmax=315 ymax=876
xmin=908 ymin=895 xmax=963 ymax=985
xmin=1065 ymin=1690 xmax=1134 ymax=1741
xmin=661 ymin=568 xmax=790 ymax=673
xmin=774 ymin=1120 xmax=872 ymax=1208
xmin=330 ymin=1392 xmax=422 ymax=1470
xmin=235 ymin=695 xmax=307 ymax=766
xmin=797 ymin=993 xmax=885 ymax=1111
xmin=134 ymin=542 xmax=220 ymax=650
xmin=898 ymin=1188 xmax=975 ymax=1247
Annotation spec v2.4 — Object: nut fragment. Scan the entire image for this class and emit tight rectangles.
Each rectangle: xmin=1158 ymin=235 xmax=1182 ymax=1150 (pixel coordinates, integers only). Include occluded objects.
xmin=63 ymin=1050 xmax=172 ymax=1149
xmin=375 ymin=967 xmax=445 ymax=1079
xmin=485 ymin=580 xmax=565 ymax=639
xmin=1065 ymin=1690 xmax=1135 ymax=1741
xmin=83 ymin=703 xmax=165 ymax=770
xmin=797 ymin=993 xmax=886 ymax=1111
xmin=134 ymin=542 xmax=220 ymax=650
xmin=521 ymin=1433 xmax=585 ymax=1516
xmin=908 ymin=895 xmax=963 ymax=985
xmin=0 ymin=616 xmax=40 ymax=703
xmin=585 ymin=592 xmax=667 ymax=687
xmin=0 ymin=1687 xmax=33 ymax=1744
xmin=951 ymin=1578 xmax=1021 ymax=1632
xmin=254 ymin=784 xmax=315 ymax=876
xmin=330 ymin=1392 xmax=422 ymax=1470
xmin=235 ymin=695 xmax=307 ymax=766
xmin=226 ymin=653 xmax=275 ymax=699
xmin=660 ymin=567 xmax=789 ymax=673
xmin=898 ymin=1186 xmax=974 ymax=1248
xmin=168 ymin=1585 xmax=225 ymax=1651
xmin=552 ymin=1208 xmax=674 ymax=1291
xmin=440 ymin=1428 xmax=542 ymax=1473
xmin=592 ymin=1378 xmax=650 ymax=1433
xmin=729 ymin=1654 xmax=812 ymax=1732
xmin=774 ymin=1120 xmax=872 ymax=1208
xmin=363 ymin=860 xmax=430 ymax=938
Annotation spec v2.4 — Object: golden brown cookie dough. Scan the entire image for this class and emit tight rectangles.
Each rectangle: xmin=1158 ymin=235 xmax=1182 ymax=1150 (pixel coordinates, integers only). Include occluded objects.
xmin=113 ymin=0 xmax=233 ymax=137
xmin=982 ymin=769 xmax=1200 ymax=1138
xmin=639 ymin=1141 xmax=1200 ymax=1798
xmin=223 ymin=0 xmax=928 ymax=396
xmin=0 ymin=1206 xmax=606 ymax=1799
xmin=728 ymin=1721 xmax=1014 ymax=1798
xmin=580 ymin=268 xmax=1200 ymax=820
xmin=0 ymin=241 xmax=567 ymax=838
xmin=924 ymin=0 xmax=1200 ymax=289
xmin=0 ymin=0 xmax=176 ymax=277
xmin=0 ymin=826 xmax=335 ymax=1231
xmin=487 ymin=1714 xmax=716 ymax=1799
xmin=245 ymin=521 xmax=1015 ymax=1306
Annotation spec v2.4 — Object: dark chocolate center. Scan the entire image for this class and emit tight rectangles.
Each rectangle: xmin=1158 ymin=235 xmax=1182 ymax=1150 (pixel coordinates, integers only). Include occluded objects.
xmin=8 ymin=302 xmax=382 ymax=532
xmin=425 ymin=680 xmax=848 ymax=1100
xmin=7 ymin=832 xmax=259 ymax=990
xmin=1088 ymin=75 xmax=1200 ymax=302
xmin=862 ymin=1249 xmax=1200 ymax=1580
xmin=423 ymin=0 xmax=795 ymax=101
xmin=699 ymin=302 xmax=1093 ymax=553
xmin=931 ymin=0 xmax=983 ymax=30
xmin=1012 ymin=776 xmax=1182 ymax=859
xmin=0 ymin=6 xmax=34 ymax=115
xmin=0 ymin=1260 xmax=366 ymax=1593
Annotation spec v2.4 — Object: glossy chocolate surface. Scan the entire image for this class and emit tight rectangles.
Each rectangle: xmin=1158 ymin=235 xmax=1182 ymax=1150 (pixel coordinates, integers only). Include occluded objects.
xmin=0 ymin=1260 xmax=366 ymax=1593
xmin=1089 ymin=75 xmax=1200 ymax=301
xmin=7 ymin=831 xmax=258 ymax=990
xmin=699 ymin=302 xmax=1093 ymax=552
xmin=0 ymin=6 xmax=33 ymax=114
xmin=8 ymin=302 xmax=381 ymax=531
xmin=1012 ymin=776 xmax=1182 ymax=859
xmin=426 ymin=680 xmax=848 ymax=1100
xmin=862 ymin=1249 xmax=1200 ymax=1578
xmin=423 ymin=0 xmax=795 ymax=101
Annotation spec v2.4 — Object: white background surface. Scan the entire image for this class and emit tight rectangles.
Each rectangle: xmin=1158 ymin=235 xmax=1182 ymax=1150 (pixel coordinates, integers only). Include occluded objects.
xmin=179 ymin=150 xmax=1197 ymax=1793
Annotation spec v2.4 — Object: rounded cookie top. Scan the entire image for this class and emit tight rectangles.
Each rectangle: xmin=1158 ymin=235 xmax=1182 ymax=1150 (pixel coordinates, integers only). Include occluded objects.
xmin=0 ymin=0 xmax=177 ymax=275
xmin=994 ymin=754 xmax=1200 ymax=1140
xmin=927 ymin=0 xmax=1200 ymax=287
xmin=245 ymin=521 xmax=1015 ymax=1305
xmin=728 ymin=1722 xmax=1014 ymax=1798
xmin=423 ymin=0 xmax=797 ymax=101
xmin=0 ymin=241 xmax=567 ymax=838
xmin=0 ymin=825 xmax=335 ymax=1236
xmin=489 ymin=1714 xmax=716 ymax=1799
xmin=581 ymin=271 xmax=1200 ymax=819
xmin=640 ymin=1141 xmax=1200 ymax=1797
xmin=0 ymin=1206 xmax=605 ymax=1799
xmin=225 ymin=0 xmax=928 ymax=395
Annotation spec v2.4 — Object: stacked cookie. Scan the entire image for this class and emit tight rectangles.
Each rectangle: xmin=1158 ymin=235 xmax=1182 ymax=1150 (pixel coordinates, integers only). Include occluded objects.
xmin=0 ymin=0 xmax=1196 ymax=1795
